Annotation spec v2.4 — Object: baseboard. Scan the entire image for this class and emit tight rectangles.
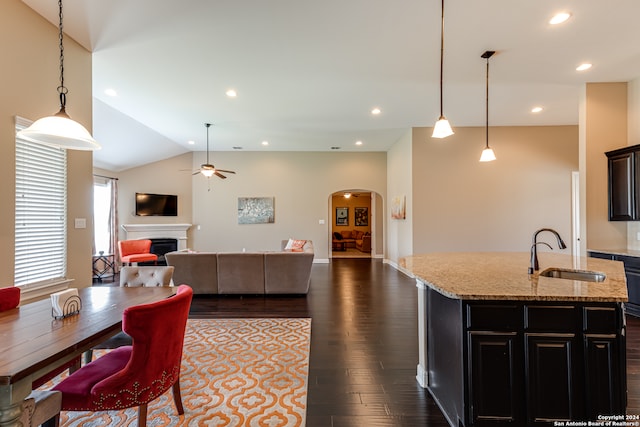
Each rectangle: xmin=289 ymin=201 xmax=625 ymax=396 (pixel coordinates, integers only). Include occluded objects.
xmin=313 ymin=258 xmax=330 ymax=264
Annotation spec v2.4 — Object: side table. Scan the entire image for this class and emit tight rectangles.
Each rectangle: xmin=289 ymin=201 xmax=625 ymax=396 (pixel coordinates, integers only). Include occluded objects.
xmin=92 ymin=253 xmax=115 ymax=282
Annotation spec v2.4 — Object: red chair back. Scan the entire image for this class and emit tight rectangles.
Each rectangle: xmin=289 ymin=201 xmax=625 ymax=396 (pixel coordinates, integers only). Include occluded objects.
xmin=118 ymin=239 xmax=152 ymax=257
xmin=0 ymin=287 xmax=20 ymax=311
xmin=90 ymin=285 xmax=193 ymax=406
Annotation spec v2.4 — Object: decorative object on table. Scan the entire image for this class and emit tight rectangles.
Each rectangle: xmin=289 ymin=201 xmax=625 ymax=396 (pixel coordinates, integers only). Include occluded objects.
xmin=336 ymin=207 xmax=348 ymax=225
xmin=50 ymin=288 xmax=81 ymax=319
xmin=355 ymin=207 xmax=369 ymax=226
xmin=0 ymin=286 xmax=20 ymax=311
xmin=193 ymin=123 xmax=236 ymax=179
xmin=52 ymin=285 xmax=193 ymax=427
xmin=238 ymin=197 xmax=275 ymax=224
xmin=16 ymin=0 xmax=100 ymax=151
xmin=391 ymin=196 xmax=406 ymax=220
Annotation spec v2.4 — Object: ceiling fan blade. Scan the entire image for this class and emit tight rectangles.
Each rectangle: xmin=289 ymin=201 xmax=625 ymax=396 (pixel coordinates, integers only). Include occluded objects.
xmin=214 ymin=171 xmax=227 ymax=179
xmin=192 ymin=171 xmax=200 ymax=175
xmin=216 ymin=169 xmax=235 ymax=174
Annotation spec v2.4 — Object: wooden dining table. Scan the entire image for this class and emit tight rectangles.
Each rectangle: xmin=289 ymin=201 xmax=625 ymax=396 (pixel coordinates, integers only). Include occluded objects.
xmin=0 ymin=286 xmax=176 ymax=427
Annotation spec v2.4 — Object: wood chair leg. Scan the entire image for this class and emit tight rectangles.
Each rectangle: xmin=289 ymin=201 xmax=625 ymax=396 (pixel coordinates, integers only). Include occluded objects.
xmin=172 ymin=380 xmax=185 ymax=415
xmin=138 ymin=403 xmax=148 ymax=427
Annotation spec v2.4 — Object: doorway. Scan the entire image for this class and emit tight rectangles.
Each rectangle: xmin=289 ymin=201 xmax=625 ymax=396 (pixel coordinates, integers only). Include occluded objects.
xmin=329 ymin=190 xmax=382 ymax=259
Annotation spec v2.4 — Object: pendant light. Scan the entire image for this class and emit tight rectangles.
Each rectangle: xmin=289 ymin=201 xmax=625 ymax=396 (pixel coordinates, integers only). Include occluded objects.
xmin=432 ymin=0 xmax=454 ymax=139
xmin=17 ymin=0 xmax=100 ymax=151
xmin=479 ymin=50 xmax=496 ymax=162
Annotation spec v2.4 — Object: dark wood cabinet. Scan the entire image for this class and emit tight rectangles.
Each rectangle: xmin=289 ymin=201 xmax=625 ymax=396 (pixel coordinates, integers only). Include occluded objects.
xmin=606 ymin=144 xmax=640 ymax=221
xmin=427 ymin=287 xmax=627 ymax=427
xmin=589 ymin=251 xmax=640 ymax=316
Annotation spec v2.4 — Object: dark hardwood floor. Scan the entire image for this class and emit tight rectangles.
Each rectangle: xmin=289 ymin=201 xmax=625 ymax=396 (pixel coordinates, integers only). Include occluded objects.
xmin=101 ymin=259 xmax=640 ymax=426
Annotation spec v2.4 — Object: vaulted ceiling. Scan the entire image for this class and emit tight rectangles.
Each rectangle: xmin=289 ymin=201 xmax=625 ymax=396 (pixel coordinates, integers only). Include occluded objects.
xmin=21 ymin=0 xmax=640 ymax=171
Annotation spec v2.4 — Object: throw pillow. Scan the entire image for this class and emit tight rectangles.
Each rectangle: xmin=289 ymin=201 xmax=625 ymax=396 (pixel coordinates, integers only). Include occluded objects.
xmin=333 ymin=232 xmax=343 ymax=240
xmin=285 ymin=238 xmax=306 ymax=251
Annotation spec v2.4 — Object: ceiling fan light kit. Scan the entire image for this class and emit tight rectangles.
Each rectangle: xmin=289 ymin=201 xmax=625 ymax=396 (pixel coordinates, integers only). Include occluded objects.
xmin=195 ymin=123 xmax=236 ymax=179
xmin=18 ymin=0 xmax=100 ymax=151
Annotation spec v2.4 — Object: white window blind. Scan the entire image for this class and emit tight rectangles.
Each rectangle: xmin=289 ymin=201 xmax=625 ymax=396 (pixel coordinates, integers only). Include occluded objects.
xmin=15 ymin=117 xmax=67 ymax=286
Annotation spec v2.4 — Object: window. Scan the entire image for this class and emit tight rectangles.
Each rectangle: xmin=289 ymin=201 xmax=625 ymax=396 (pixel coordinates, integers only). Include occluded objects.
xmin=15 ymin=117 xmax=67 ymax=287
xmin=93 ymin=177 xmax=112 ymax=253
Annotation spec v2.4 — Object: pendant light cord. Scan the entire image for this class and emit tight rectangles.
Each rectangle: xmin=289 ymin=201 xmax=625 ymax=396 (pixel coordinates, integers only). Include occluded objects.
xmin=438 ymin=0 xmax=445 ymax=118
xmin=485 ymin=56 xmax=489 ymax=149
xmin=57 ymin=0 xmax=68 ymax=113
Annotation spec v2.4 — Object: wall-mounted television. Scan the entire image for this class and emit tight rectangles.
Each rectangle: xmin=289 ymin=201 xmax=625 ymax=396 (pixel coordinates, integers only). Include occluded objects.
xmin=135 ymin=193 xmax=178 ymax=216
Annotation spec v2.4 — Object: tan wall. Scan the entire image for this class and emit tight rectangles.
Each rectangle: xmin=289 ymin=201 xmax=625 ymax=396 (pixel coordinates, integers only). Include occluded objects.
xmin=386 ymin=130 xmax=413 ymax=263
xmin=412 ymin=125 xmax=578 ymax=254
xmin=117 ymin=152 xmax=194 ymax=240
xmin=1 ymin=0 xmax=93 ymax=288
xmin=584 ymin=83 xmax=628 ymax=250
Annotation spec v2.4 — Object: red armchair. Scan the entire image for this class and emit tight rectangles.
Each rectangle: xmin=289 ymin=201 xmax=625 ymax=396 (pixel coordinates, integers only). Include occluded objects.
xmin=52 ymin=285 xmax=193 ymax=427
xmin=118 ymin=239 xmax=158 ymax=266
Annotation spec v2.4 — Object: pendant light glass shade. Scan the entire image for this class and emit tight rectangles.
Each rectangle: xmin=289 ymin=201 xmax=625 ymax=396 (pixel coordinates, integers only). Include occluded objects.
xmin=17 ymin=0 xmax=100 ymax=151
xmin=432 ymin=117 xmax=454 ymax=139
xmin=201 ymin=167 xmax=215 ymax=177
xmin=18 ymin=110 xmax=100 ymax=150
xmin=479 ymin=147 xmax=496 ymax=162
xmin=432 ymin=0 xmax=453 ymax=139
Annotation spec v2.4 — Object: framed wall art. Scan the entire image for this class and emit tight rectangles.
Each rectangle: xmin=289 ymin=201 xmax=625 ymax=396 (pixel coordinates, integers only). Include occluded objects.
xmin=336 ymin=207 xmax=348 ymax=226
xmin=238 ymin=197 xmax=275 ymax=224
xmin=355 ymin=207 xmax=368 ymax=226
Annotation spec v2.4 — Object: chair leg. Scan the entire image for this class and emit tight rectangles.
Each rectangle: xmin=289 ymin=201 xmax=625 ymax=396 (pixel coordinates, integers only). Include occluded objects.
xmin=83 ymin=349 xmax=93 ymax=365
xmin=138 ymin=403 xmax=148 ymax=427
xmin=172 ymin=380 xmax=185 ymax=415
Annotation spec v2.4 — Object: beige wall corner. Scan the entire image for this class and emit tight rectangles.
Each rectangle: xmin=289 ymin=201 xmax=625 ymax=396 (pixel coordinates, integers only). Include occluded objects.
xmin=1 ymin=0 xmax=93 ymax=288
xmin=584 ymin=82 xmax=628 ymax=250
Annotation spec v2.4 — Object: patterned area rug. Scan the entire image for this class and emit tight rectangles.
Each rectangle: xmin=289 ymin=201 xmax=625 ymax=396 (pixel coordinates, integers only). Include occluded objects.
xmin=45 ymin=318 xmax=311 ymax=427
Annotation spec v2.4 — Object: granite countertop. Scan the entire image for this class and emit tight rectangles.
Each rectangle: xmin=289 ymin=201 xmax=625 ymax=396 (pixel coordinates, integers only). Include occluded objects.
xmin=588 ymin=248 xmax=640 ymax=258
xmin=399 ymin=252 xmax=628 ymax=302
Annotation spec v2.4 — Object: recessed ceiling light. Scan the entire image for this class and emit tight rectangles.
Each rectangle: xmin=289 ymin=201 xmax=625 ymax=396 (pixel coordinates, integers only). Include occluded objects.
xmin=531 ymin=107 xmax=543 ymax=113
xmin=371 ymin=108 xmax=381 ymax=115
xmin=261 ymin=141 xmax=269 ymax=146
xmin=576 ymin=63 xmax=592 ymax=71
xmin=104 ymin=88 xmax=117 ymax=97
xmin=331 ymin=146 xmax=341 ymax=150
xmin=187 ymin=140 xmax=195 ymax=145
xmin=549 ymin=12 xmax=571 ymax=25
xmin=233 ymin=146 xmax=243 ymax=150
xmin=355 ymin=141 xmax=363 ymax=146
xmin=226 ymin=89 xmax=237 ymax=98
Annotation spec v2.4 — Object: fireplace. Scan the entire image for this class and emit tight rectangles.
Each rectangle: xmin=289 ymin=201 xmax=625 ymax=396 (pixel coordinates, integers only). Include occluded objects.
xmin=149 ymin=238 xmax=178 ymax=265
xmin=121 ymin=224 xmax=191 ymax=251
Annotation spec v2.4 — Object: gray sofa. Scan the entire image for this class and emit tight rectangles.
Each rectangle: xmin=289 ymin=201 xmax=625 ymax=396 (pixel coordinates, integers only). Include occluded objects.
xmin=165 ymin=240 xmax=313 ymax=295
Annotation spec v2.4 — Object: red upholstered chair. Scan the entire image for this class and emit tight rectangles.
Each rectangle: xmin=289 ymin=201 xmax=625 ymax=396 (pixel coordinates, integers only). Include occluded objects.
xmin=118 ymin=239 xmax=158 ymax=266
xmin=52 ymin=285 xmax=193 ymax=427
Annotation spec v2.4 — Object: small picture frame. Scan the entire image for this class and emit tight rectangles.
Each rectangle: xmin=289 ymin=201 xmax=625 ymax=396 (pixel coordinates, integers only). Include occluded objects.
xmin=336 ymin=207 xmax=348 ymax=226
xmin=355 ymin=207 xmax=368 ymax=226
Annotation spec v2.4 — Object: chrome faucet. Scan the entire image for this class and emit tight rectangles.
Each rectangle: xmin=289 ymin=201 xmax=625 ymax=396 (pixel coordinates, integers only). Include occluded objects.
xmin=528 ymin=228 xmax=567 ymax=274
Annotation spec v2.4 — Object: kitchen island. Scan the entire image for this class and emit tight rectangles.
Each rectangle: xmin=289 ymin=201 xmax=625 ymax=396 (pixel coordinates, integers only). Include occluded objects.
xmin=399 ymin=252 xmax=628 ymax=427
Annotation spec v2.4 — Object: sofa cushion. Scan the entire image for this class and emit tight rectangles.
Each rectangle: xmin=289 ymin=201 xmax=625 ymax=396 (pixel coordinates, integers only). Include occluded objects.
xmin=340 ymin=230 xmax=352 ymax=239
xmin=355 ymin=230 xmax=364 ymax=240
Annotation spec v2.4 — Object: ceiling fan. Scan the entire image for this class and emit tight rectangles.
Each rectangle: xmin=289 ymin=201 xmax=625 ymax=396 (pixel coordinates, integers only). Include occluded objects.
xmin=194 ymin=123 xmax=236 ymax=179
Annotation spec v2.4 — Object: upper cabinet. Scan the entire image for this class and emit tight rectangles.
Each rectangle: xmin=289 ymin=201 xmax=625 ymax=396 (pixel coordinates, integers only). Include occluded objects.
xmin=606 ymin=144 xmax=640 ymax=221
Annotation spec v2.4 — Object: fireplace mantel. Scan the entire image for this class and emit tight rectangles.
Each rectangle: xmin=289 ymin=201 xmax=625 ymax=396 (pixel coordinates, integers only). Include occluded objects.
xmin=121 ymin=224 xmax=191 ymax=250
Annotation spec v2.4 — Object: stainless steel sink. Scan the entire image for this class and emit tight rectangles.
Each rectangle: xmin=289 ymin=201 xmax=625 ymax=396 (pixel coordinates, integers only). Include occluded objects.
xmin=539 ymin=268 xmax=606 ymax=282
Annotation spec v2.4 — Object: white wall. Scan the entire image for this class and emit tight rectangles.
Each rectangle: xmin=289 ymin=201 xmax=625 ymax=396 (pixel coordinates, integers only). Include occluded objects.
xmin=386 ymin=130 xmax=413 ymax=264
